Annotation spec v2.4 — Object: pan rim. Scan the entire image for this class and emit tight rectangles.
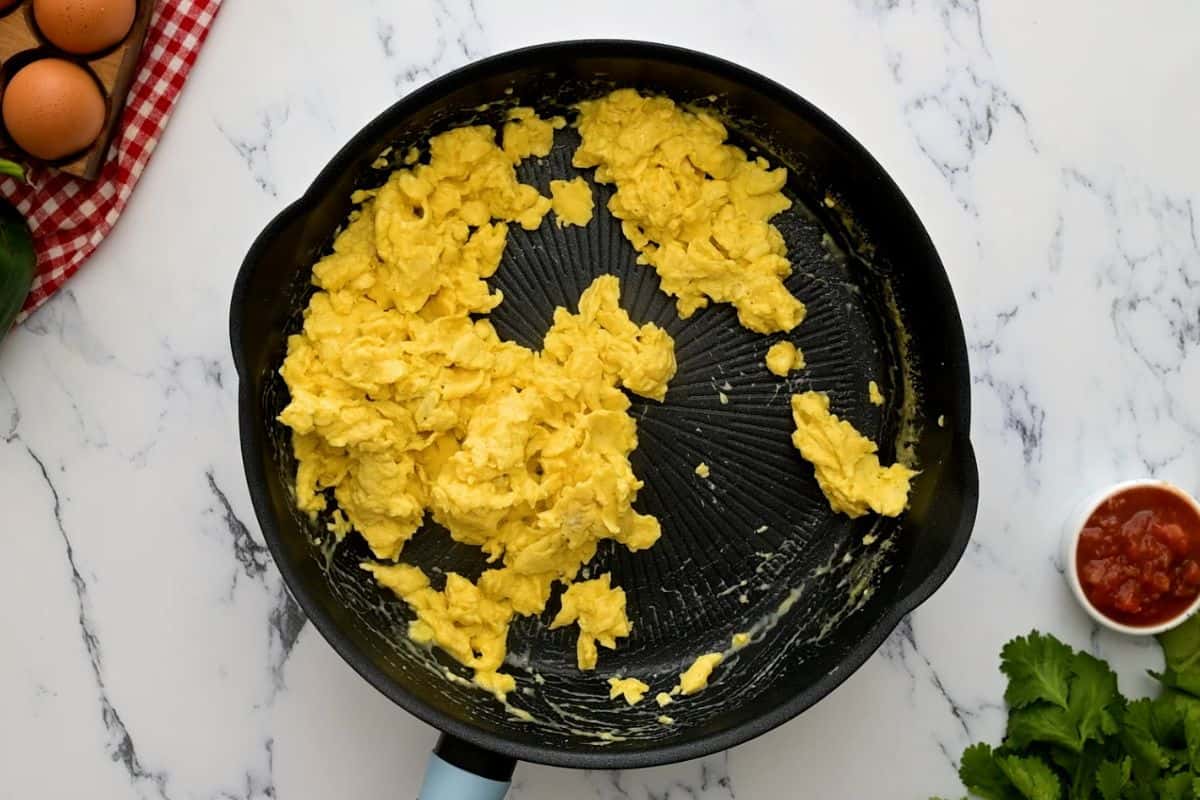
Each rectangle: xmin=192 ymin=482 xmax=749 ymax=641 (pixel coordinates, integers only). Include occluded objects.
xmin=230 ymin=38 xmax=977 ymax=770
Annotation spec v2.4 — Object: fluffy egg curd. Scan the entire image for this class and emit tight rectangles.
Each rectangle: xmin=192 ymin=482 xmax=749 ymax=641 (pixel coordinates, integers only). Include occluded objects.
xmin=679 ymin=652 xmax=724 ymax=695
xmin=653 ymin=652 xmax=725 ymax=706
xmin=549 ymin=573 xmax=631 ymax=670
xmin=790 ymin=391 xmax=915 ymax=518
xmin=549 ymin=177 xmax=594 ymax=227
xmin=574 ymin=89 xmax=806 ymax=335
xmin=279 ymin=108 xmax=676 ymax=698
xmin=608 ymin=676 xmax=650 ymax=706
xmin=765 ymin=340 xmax=805 ymax=376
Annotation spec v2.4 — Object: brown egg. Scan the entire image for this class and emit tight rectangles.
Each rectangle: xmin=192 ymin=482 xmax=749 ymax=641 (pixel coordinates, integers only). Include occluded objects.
xmin=34 ymin=0 xmax=137 ymax=55
xmin=3 ymin=58 xmax=106 ymax=160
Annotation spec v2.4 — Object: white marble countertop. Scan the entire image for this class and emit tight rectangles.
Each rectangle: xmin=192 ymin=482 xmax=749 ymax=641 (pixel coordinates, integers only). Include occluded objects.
xmin=3 ymin=1 xmax=1199 ymax=797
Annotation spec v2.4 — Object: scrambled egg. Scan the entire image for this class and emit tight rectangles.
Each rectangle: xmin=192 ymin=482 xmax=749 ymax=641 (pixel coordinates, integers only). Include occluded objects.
xmin=678 ymin=652 xmax=724 ymax=695
xmin=501 ymin=106 xmax=564 ymax=161
xmin=363 ymin=563 xmax=519 ymax=699
xmin=868 ymin=380 xmax=884 ymax=406
xmin=608 ymin=676 xmax=650 ymax=706
xmin=549 ymin=177 xmax=594 ymax=227
xmin=694 ymin=462 xmax=710 ymax=478
xmin=765 ymin=341 xmax=805 ymax=376
xmin=280 ymin=91 xmax=915 ymax=708
xmin=279 ymin=110 xmax=676 ymax=697
xmin=790 ymin=391 xmax=915 ymax=518
xmin=549 ymin=574 xmax=631 ymax=670
xmin=574 ymin=89 xmax=806 ymax=334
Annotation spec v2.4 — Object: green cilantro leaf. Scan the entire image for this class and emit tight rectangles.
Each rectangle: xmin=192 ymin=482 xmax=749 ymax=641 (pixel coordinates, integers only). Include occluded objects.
xmin=1005 ymin=646 xmax=1120 ymax=754
xmin=1093 ymin=757 xmax=1130 ymax=800
xmin=1123 ymin=783 xmax=1156 ymax=800
xmin=995 ymin=753 xmax=1061 ymax=800
xmin=1159 ymin=614 xmax=1200 ymax=675
xmin=1007 ymin=704 xmax=1082 ymax=752
xmin=1150 ymin=694 xmax=1188 ymax=758
xmin=1121 ymin=698 xmax=1170 ymax=776
xmin=1161 ymin=687 xmax=1200 ymax=726
xmin=1068 ymin=650 xmax=1121 ymax=743
xmin=959 ymin=743 xmax=1019 ymax=800
xmin=1153 ymin=772 xmax=1194 ymax=800
xmin=1002 ymin=632 xmax=1074 ymax=710
xmin=1183 ymin=703 xmax=1200 ymax=773
xmin=1153 ymin=667 xmax=1200 ymax=700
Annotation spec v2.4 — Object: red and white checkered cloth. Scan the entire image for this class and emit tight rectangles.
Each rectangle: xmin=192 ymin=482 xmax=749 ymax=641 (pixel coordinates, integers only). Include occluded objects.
xmin=3 ymin=0 xmax=222 ymax=323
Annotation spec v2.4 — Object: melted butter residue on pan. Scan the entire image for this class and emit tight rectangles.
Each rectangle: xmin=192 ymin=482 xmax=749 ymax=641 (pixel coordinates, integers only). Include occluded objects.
xmin=572 ymin=527 xmax=899 ymax=723
xmin=823 ymin=192 xmax=877 ymax=261
xmin=645 ymin=529 xmax=898 ymax=716
xmin=819 ymin=192 xmax=922 ymax=468
xmin=746 ymin=540 xmax=884 ymax=648
xmin=884 ymin=280 xmax=922 ymax=469
xmin=440 ymin=667 xmax=535 ymax=722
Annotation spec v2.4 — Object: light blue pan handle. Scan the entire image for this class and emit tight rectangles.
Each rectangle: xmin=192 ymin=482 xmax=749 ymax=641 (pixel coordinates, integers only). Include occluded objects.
xmin=417 ymin=734 xmax=514 ymax=800
xmin=418 ymin=755 xmax=510 ymax=799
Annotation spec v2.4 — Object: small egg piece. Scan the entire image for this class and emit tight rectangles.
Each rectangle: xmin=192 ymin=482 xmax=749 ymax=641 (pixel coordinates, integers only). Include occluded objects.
xmin=34 ymin=0 xmax=137 ymax=55
xmin=868 ymin=380 xmax=884 ymax=406
xmin=765 ymin=341 xmax=804 ymax=376
xmin=3 ymin=59 xmax=106 ymax=160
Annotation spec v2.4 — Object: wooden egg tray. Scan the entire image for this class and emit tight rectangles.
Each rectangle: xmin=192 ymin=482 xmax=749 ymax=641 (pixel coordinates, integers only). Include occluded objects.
xmin=0 ymin=1 xmax=155 ymax=179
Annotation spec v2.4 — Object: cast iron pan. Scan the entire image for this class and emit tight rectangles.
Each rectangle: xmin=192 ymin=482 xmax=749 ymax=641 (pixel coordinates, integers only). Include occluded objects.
xmin=230 ymin=40 xmax=978 ymax=798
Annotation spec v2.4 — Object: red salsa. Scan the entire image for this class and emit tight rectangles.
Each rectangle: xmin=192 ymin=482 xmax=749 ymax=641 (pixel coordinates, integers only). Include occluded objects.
xmin=1076 ymin=486 xmax=1200 ymax=627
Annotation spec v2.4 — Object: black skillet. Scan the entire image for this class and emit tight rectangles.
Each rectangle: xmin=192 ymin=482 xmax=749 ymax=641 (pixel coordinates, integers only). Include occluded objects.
xmin=230 ymin=40 xmax=978 ymax=799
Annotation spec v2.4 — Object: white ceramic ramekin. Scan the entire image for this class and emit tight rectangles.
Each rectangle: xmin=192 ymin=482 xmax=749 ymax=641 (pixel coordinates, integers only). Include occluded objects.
xmin=1063 ymin=478 xmax=1200 ymax=636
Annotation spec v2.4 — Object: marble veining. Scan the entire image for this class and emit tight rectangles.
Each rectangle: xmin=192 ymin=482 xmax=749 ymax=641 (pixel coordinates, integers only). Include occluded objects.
xmin=20 ymin=439 xmax=175 ymax=797
xmin=2 ymin=0 xmax=1198 ymax=797
xmin=216 ymin=108 xmax=290 ymax=197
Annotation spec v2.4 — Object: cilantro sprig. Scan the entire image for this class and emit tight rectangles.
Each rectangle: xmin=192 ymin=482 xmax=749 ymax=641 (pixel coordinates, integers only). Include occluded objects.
xmin=937 ymin=617 xmax=1200 ymax=800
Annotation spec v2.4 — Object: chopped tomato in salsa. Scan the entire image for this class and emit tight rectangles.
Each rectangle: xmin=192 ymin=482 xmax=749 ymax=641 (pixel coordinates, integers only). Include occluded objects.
xmin=1076 ymin=486 xmax=1200 ymax=627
